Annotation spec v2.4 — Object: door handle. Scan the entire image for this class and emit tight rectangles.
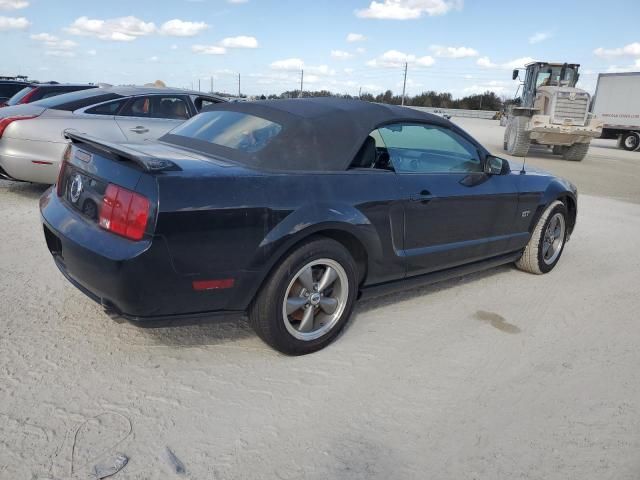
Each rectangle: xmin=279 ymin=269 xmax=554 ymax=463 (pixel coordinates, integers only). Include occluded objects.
xmin=129 ymin=126 xmax=149 ymax=134
xmin=410 ymin=189 xmax=433 ymax=202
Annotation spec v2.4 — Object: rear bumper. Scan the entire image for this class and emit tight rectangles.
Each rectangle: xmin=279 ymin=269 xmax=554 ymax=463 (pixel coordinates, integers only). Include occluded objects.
xmin=40 ymin=187 xmax=248 ymax=324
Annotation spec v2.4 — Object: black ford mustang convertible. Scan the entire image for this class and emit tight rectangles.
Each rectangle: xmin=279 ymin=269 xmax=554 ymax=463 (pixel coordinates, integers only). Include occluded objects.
xmin=41 ymin=98 xmax=577 ymax=354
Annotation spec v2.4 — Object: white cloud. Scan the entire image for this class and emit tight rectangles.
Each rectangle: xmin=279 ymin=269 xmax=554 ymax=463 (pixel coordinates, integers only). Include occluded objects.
xmin=477 ymin=56 xmax=535 ymax=69
xmin=366 ymin=49 xmax=435 ymax=68
xmin=331 ymin=50 xmax=353 ymax=59
xmin=462 ymin=83 xmax=507 ymax=95
xmin=65 ymin=16 xmax=156 ymax=42
xmin=160 ymin=19 xmax=208 ymax=37
xmin=149 ymin=56 xmax=159 ymax=62
xmin=355 ymin=47 xmax=366 ymax=54
xmin=170 ymin=44 xmax=178 ymax=50
xmin=529 ymin=32 xmax=551 ymax=44
xmin=270 ymin=58 xmax=304 ymax=71
xmin=430 ymin=45 xmax=478 ymax=58
xmin=356 ymin=0 xmax=461 ymax=20
xmin=31 ymin=32 xmax=79 ymax=56
xmin=344 ymin=67 xmax=355 ymax=74
xmin=0 ymin=15 xmax=29 ymax=30
xmin=220 ymin=35 xmax=258 ymax=48
xmin=192 ymin=44 xmax=226 ymax=55
xmin=0 ymin=0 xmax=28 ymax=10
xmin=87 ymin=49 xmax=97 ymax=56
xmin=594 ymin=42 xmax=640 ymax=58
xmin=227 ymin=0 xmax=248 ymax=3
xmin=346 ymin=32 xmax=366 ymax=42
xmin=476 ymin=56 xmax=495 ymax=68
xmin=307 ymin=65 xmax=336 ymax=76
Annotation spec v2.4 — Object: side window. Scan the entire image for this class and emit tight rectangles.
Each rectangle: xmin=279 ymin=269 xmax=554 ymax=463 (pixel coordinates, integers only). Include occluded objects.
xmin=119 ymin=96 xmax=151 ymax=118
xmin=376 ymin=123 xmax=481 ymax=174
xmin=85 ymin=99 xmax=126 ymax=116
xmin=193 ymin=96 xmax=219 ymax=112
xmin=151 ymin=96 xmax=190 ymax=120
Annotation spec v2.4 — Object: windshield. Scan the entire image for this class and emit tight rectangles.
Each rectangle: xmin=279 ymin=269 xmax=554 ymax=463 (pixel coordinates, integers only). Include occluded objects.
xmin=536 ymin=66 xmax=578 ymax=88
xmin=6 ymin=86 xmax=35 ymax=106
xmin=170 ymin=110 xmax=282 ymax=153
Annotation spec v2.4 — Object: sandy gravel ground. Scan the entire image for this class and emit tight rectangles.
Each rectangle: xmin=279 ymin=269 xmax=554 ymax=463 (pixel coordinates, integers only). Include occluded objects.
xmin=1 ymin=120 xmax=639 ymax=479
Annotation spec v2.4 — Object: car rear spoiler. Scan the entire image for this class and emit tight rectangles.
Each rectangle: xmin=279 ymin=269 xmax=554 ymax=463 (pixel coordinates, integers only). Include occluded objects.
xmin=64 ymin=131 xmax=180 ymax=172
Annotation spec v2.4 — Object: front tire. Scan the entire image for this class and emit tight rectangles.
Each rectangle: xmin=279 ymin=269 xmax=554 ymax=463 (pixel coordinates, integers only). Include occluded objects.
xmin=516 ymin=201 xmax=568 ymax=274
xmin=504 ymin=116 xmax=531 ymax=157
xmin=249 ymin=237 xmax=358 ymax=355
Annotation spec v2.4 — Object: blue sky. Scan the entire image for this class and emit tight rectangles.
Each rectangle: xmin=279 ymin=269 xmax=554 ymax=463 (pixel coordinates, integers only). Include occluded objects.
xmin=1 ymin=0 xmax=639 ymax=97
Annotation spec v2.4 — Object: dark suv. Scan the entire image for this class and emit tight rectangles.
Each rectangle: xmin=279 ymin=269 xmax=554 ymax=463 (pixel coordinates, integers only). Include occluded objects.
xmin=2 ymin=83 xmax=98 ymax=107
xmin=0 ymin=78 xmax=30 ymax=106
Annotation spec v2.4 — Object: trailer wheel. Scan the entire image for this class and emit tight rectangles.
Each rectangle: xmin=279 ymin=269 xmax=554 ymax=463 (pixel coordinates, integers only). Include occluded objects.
xmin=562 ymin=143 xmax=590 ymax=161
xmin=505 ymin=116 xmax=531 ymax=157
xmin=620 ymin=131 xmax=640 ymax=151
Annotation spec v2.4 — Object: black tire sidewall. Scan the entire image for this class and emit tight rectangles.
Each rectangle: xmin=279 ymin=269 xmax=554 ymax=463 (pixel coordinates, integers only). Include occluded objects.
xmin=536 ymin=204 xmax=568 ymax=273
xmin=251 ymin=238 xmax=358 ymax=355
xmin=621 ymin=132 xmax=640 ymax=151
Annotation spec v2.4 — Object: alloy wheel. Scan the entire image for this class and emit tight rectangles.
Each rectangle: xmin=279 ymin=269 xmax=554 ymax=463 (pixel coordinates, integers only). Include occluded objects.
xmin=542 ymin=212 xmax=566 ymax=265
xmin=282 ymin=258 xmax=349 ymax=341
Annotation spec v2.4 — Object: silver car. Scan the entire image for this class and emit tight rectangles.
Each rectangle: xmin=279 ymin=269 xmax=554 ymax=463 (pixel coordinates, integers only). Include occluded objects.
xmin=0 ymin=86 xmax=224 ymax=184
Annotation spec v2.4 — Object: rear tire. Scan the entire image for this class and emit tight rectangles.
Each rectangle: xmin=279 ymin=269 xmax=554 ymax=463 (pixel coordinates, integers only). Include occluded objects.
xmin=516 ymin=201 xmax=568 ymax=274
xmin=552 ymin=145 xmax=566 ymax=155
xmin=562 ymin=143 xmax=589 ymax=161
xmin=620 ymin=131 xmax=640 ymax=151
xmin=249 ymin=237 xmax=358 ymax=355
xmin=505 ymin=116 xmax=531 ymax=157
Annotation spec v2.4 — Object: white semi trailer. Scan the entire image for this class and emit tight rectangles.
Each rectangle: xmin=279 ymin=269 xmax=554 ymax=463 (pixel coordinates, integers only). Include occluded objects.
xmin=591 ymin=72 xmax=640 ymax=151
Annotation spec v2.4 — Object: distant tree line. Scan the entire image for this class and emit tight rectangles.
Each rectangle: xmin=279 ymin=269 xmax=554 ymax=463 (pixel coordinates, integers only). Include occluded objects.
xmin=238 ymin=89 xmax=507 ymax=111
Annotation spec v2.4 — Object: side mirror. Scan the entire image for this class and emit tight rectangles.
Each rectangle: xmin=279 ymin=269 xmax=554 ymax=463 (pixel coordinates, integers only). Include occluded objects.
xmin=484 ymin=156 xmax=509 ymax=175
xmin=512 ymin=69 xmax=519 ymax=81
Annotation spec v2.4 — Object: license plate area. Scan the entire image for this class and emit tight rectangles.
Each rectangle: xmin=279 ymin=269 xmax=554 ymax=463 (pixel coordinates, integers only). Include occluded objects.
xmin=61 ymin=166 xmax=107 ymax=223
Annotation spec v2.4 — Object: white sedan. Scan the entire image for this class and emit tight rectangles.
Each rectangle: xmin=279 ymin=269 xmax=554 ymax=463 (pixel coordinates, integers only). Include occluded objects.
xmin=0 ymin=86 xmax=224 ymax=184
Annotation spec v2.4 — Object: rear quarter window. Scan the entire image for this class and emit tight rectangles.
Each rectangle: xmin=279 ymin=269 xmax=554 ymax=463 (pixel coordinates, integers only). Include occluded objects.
xmin=170 ymin=110 xmax=282 ymax=153
xmin=34 ymin=90 xmax=123 ymax=111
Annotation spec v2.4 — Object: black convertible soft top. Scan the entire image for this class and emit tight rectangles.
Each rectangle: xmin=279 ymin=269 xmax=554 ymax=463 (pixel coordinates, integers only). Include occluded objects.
xmin=162 ymin=97 xmax=476 ymax=171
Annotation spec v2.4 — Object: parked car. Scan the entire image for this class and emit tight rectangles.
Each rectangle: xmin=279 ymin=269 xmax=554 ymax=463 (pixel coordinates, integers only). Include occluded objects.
xmin=3 ymin=83 xmax=98 ymax=107
xmin=0 ymin=86 xmax=225 ymax=184
xmin=0 ymin=78 xmax=30 ymax=106
xmin=41 ymin=98 xmax=578 ymax=355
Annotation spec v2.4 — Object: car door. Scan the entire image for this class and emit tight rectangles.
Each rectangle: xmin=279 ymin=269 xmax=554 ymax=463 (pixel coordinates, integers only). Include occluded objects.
xmin=115 ymin=95 xmax=191 ymax=142
xmin=376 ymin=122 xmax=520 ymax=277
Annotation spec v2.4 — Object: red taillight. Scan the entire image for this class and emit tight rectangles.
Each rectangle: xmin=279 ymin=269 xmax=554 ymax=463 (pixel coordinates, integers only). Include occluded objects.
xmin=18 ymin=88 xmax=39 ymax=104
xmin=0 ymin=115 xmax=37 ymax=139
xmin=99 ymin=184 xmax=150 ymax=241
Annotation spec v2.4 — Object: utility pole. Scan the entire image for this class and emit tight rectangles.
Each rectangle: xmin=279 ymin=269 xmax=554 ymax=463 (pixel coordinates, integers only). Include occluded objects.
xmin=401 ymin=62 xmax=408 ymax=106
xmin=358 ymin=86 xmax=362 ymax=99
xmin=299 ymin=69 xmax=304 ymax=98
xmin=198 ymin=79 xmax=201 ymax=92
xmin=210 ymin=76 xmax=213 ymax=94
xmin=238 ymin=73 xmax=241 ymax=97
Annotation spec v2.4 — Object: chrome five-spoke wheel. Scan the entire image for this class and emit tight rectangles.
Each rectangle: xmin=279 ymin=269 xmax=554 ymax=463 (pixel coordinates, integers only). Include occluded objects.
xmin=282 ymin=259 xmax=349 ymax=341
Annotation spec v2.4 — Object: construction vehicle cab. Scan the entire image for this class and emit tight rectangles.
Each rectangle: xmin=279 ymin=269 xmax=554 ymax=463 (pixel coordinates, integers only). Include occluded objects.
xmin=504 ymin=62 xmax=603 ymax=161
